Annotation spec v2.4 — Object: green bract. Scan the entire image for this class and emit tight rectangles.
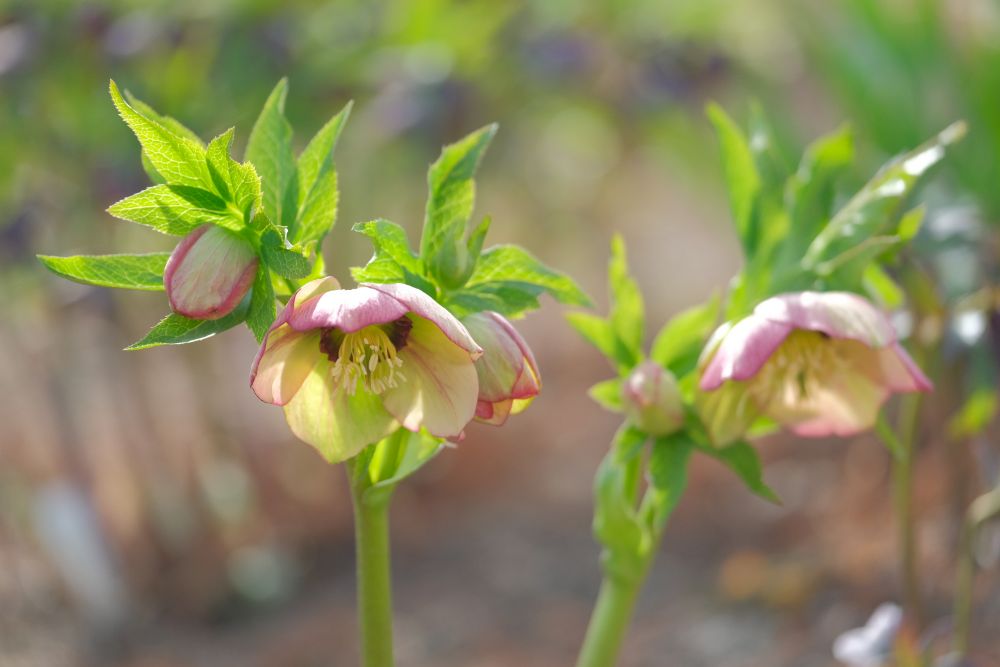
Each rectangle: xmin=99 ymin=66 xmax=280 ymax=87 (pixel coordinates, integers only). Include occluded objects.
xmin=37 ymin=79 xmax=351 ymax=348
xmin=351 ymin=126 xmax=591 ymax=320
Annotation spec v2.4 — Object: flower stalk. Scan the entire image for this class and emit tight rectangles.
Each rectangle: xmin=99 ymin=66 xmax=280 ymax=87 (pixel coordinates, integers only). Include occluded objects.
xmin=348 ymin=457 xmax=397 ymax=667
xmin=576 ymin=575 xmax=645 ymax=667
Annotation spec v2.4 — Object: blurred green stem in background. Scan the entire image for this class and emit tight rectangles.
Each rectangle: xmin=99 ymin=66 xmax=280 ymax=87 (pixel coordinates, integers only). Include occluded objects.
xmin=576 ymin=573 xmax=646 ymax=667
xmin=953 ymin=485 xmax=1000 ymax=656
xmin=893 ymin=387 xmax=924 ymax=631
xmin=348 ymin=461 xmax=396 ymax=667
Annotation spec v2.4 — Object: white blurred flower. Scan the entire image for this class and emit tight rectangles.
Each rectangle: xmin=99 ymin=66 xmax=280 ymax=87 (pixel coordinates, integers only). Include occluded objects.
xmin=833 ymin=603 xmax=903 ymax=667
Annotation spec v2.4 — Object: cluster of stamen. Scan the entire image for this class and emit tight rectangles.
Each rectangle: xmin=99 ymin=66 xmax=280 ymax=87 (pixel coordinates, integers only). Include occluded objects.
xmin=751 ymin=330 xmax=845 ymax=403
xmin=320 ymin=323 xmax=407 ymax=395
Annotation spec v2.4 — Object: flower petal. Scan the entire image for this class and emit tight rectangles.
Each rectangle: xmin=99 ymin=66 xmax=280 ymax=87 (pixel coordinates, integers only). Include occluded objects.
xmin=363 ymin=283 xmax=482 ymax=357
xmin=287 ymin=284 xmax=410 ymax=333
xmin=700 ymin=316 xmax=793 ymax=390
xmin=764 ymin=360 xmax=890 ymax=438
xmin=878 ymin=343 xmax=933 ymax=392
xmin=283 ymin=358 xmax=398 ymax=462
xmin=380 ymin=314 xmax=479 ymax=438
xmin=695 ymin=380 xmax=761 ymax=446
xmin=250 ymin=326 xmax=321 ymax=405
xmin=164 ymin=224 xmax=258 ymax=320
xmin=754 ymin=291 xmax=898 ymax=347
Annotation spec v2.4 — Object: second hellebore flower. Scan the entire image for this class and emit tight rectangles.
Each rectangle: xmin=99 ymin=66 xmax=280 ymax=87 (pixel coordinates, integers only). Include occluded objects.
xmin=460 ymin=312 xmax=541 ymax=425
xmin=621 ymin=361 xmax=684 ymax=436
xmin=698 ymin=291 xmax=931 ymax=444
xmin=164 ymin=224 xmax=259 ymax=320
xmin=250 ymin=277 xmax=483 ymax=462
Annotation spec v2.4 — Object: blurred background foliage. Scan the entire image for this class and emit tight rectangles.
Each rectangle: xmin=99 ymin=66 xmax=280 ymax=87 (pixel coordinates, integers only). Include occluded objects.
xmin=2 ymin=1 xmax=999 ymax=665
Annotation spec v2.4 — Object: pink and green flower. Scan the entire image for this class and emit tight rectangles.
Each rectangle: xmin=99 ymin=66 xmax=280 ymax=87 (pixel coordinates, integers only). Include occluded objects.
xmin=251 ymin=277 xmax=483 ymax=462
xmin=698 ymin=291 xmax=932 ymax=444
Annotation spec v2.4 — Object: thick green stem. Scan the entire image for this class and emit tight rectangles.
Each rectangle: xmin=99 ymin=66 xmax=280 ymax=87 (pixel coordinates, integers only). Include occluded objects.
xmin=576 ymin=575 xmax=645 ymax=667
xmin=349 ymin=469 xmax=395 ymax=667
xmin=892 ymin=390 xmax=924 ymax=630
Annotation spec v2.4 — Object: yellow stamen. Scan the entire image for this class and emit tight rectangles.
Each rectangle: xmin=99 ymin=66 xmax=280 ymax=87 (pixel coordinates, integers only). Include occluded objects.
xmin=330 ymin=326 xmax=406 ymax=395
xmin=750 ymin=330 xmax=846 ymax=403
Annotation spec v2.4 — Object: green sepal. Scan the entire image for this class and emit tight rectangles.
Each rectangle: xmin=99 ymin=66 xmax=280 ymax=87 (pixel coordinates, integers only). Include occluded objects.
xmin=125 ymin=296 xmax=249 ymax=350
xmin=37 ymin=252 xmax=169 ymax=291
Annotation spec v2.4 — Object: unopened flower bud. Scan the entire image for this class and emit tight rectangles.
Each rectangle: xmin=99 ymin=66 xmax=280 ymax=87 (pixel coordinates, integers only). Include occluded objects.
xmin=621 ymin=361 xmax=684 ymax=436
xmin=164 ymin=224 xmax=258 ymax=320
xmin=461 ymin=311 xmax=541 ymax=426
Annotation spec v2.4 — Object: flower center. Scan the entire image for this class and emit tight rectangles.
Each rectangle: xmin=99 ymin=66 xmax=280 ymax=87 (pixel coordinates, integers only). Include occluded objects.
xmin=319 ymin=321 xmax=409 ymax=395
xmin=751 ymin=329 xmax=845 ymax=403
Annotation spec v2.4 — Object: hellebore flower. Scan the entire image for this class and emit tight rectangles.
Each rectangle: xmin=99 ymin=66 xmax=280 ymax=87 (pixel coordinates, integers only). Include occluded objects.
xmin=832 ymin=603 xmax=902 ymax=667
xmin=698 ymin=291 xmax=931 ymax=443
xmin=621 ymin=361 xmax=684 ymax=436
xmin=460 ymin=311 xmax=541 ymax=425
xmin=164 ymin=224 xmax=258 ymax=320
xmin=250 ymin=277 xmax=483 ymax=462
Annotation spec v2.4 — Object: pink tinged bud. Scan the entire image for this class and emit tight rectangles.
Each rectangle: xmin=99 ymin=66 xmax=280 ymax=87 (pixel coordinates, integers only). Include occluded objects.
xmin=698 ymin=291 xmax=931 ymax=444
xmin=164 ymin=224 xmax=258 ymax=320
xmin=461 ymin=312 xmax=541 ymax=426
xmin=250 ymin=278 xmax=483 ymax=463
xmin=621 ymin=361 xmax=684 ymax=436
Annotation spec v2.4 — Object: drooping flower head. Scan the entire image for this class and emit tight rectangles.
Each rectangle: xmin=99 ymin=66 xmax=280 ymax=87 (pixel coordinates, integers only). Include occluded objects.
xmin=460 ymin=311 xmax=541 ymax=426
xmin=164 ymin=224 xmax=259 ymax=320
xmin=621 ymin=361 xmax=684 ymax=436
xmin=698 ymin=291 xmax=931 ymax=444
xmin=251 ymin=277 xmax=483 ymax=462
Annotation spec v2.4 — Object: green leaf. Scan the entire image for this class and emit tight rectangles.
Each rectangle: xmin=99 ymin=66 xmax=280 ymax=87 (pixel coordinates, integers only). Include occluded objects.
xmin=260 ymin=229 xmax=311 ymax=280
xmin=784 ymin=124 xmax=854 ymax=261
xmin=703 ymin=441 xmax=780 ymax=504
xmin=804 ymin=121 xmax=966 ymax=268
xmin=863 ymin=264 xmax=905 ymax=309
xmin=650 ymin=298 xmax=719 ymax=376
xmin=461 ymin=244 xmax=591 ymax=316
xmin=126 ymin=298 xmax=249 ymax=350
xmin=247 ymin=265 xmax=276 ymax=343
xmin=352 ymin=219 xmax=423 ymax=276
xmin=593 ymin=426 xmax=647 ymax=576
xmin=246 ymin=79 xmax=297 ymax=231
xmin=361 ymin=429 xmax=445 ymax=505
xmin=420 ymin=124 xmax=497 ymax=288
xmin=589 ymin=378 xmax=624 ymax=412
xmin=444 ymin=282 xmax=543 ymax=317
xmin=110 ymin=80 xmax=208 ymax=189
xmin=124 ymin=91 xmax=204 ymax=146
xmin=565 ymin=311 xmax=631 ymax=372
xmin=707 ymin=103 xmax=761 ymax=256
xmin=293 ymin=101 xmax=352 ymax=244
xmin=107 ymin=184 xmax=242 ymax=235
xmin=646 ymin=434 xmax=694 ymax=529
xmin=38 ymin=253 xmax=169 ymax=291
xmin=608 ymin=235 xmax=644 ymax=365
